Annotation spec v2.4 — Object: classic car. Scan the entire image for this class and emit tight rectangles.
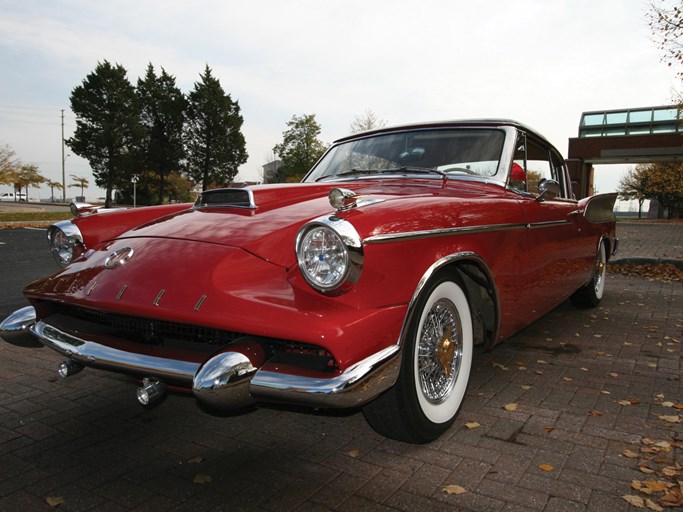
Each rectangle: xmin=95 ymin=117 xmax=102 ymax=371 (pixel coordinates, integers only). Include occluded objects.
xmin=0 ymin=120 xmax=618 ymax=443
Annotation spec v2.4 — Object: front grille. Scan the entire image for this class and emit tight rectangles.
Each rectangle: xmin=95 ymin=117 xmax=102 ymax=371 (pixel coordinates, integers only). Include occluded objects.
xmin=47 ymin=303 xmax=338 ymax=371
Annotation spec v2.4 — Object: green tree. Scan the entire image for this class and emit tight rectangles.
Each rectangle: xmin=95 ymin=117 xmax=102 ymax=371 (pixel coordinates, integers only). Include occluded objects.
xmin=67 ymin=61 xmax=142 ymax=207
xmin=273 ymin=114 xmax=327 ymax=182
xmin=617 ymin=165 xmax=649 ymax=218
xmin=16 ymin=164 xmax=45 ymax=200
xmin=69 ymin=174 xmax=89 ymax=199
xmin=185 ymin=65 xmax=247 ymax=191
xmin=137 ymin=64 xmax=186 ymax=204
xmin=45 ymin=179 xmax=64 ymax=202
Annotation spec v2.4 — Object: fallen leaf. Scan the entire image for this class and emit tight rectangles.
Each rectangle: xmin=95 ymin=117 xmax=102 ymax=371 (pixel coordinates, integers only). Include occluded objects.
xmin=601 ymin=390 xmax=611 ymax=395
xmin=673 ymin=404 xmax=683 ymax=409
xmin=563 ymin=377 xmax=573 ymax=382
xmin=639 ymin=466 xmax=656 ymax=474
xmin=622 ymin=494 xmax=645 ymax=507
xmin=539 ymin=464 xmax=554 ymax=472
xmin=443 ymin=484 xmax=467 ymax=495
xmin=618 ymin=400 xmax=633 ymax=406
xmin=193 ymin=473 xmax=212 ymax=484
xmin=645 ymin=498 xmax=663 ymax=511
xmin=588 ymin=410 xmax=603 ymax=417
xmin=580 ymin=367 xmax=588 ymax=371
xmin=521 ymin=385 xmax=532 ymax=391
xmin=660 ymin=487 xmax=683 ymax=506
xmin=608 ymin=372 xmax=619 ymax=378
xmin=346 ymin=449 xmax=361 ymax=458
xmin=517 ymin=366 xmax=527 ymax=371
xmin=535 ymin=370 xmax=544 ymax=375
xmin=187 ymin=456 xmax=204 ymax=464
xmin=464 ymin=422 xmax=481 ymax=429
xmin=623 ymin=449 xmax=639 ymax=459
xmin=491 ymin=362 xmax=509 ymax=371
xmin=657 ymin=415 xmax=681 ymax=423
xmin=503 ymin=403 xmax=518 ymax=412
xmin=543 ymin=427 xmax=554 ymax=433
xmin=537 ymin=360 xmax=548 ymax=364
xmin=46 ymin=496 xmax=67 ymax=507
xmin=643 ymin=481 xmax=670 ymax=493
xmin=662 ymin=467 xmax=679 ymax=477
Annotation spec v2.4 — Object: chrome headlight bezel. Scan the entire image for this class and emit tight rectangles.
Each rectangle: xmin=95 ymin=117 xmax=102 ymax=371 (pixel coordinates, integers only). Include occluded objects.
xmin=296 ymin=216 xmax=364 ymax=294
xmin=47 ymin=220 xmax=84 ymax=267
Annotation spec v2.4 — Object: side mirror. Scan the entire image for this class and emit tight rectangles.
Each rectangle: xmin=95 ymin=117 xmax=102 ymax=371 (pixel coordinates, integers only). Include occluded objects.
xmin=537 ymin=179 xmax=561 ymax=201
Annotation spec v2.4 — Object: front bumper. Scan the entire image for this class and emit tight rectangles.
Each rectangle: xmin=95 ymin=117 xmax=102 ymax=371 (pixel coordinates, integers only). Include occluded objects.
xmin=1 ymin=307 xmax=401 ymax=410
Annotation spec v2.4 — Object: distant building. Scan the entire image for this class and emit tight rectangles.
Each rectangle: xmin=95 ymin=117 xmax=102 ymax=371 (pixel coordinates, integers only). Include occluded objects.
xmin=262 ymin=160 xmax=283 ymax=184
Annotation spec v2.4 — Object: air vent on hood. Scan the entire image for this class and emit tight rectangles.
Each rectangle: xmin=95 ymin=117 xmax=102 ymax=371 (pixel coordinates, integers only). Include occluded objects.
xmin=194 ymin=188 xmax=256 ymax=209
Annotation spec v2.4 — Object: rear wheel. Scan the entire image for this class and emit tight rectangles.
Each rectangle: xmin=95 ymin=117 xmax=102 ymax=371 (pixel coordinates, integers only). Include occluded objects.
xmin=571 ymin=241 xmax=607 ymax=308
xmin=363 ymin=271 xmax=473 ymax=443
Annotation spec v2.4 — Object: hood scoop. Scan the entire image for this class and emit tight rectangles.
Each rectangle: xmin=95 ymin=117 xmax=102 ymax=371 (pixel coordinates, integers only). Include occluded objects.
xmin=195 ymin=188 xmax=256 ymax=209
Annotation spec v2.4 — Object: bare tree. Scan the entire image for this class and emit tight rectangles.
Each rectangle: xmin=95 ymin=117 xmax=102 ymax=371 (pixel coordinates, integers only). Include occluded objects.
xmin=350 ymin=109 xmax=387 ymax=134
xmin=648 ymin=1 xmax=683 ymax=77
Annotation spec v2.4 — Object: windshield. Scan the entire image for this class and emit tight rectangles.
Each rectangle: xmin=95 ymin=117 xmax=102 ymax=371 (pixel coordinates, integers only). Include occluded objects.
xmin=305 ymin=128 xmax=506 ymax=182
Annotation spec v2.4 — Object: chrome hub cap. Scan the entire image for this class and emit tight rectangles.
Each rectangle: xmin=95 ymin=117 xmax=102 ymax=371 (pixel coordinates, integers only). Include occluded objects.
xmin=418 ymin=298 xmax=462 ymax=403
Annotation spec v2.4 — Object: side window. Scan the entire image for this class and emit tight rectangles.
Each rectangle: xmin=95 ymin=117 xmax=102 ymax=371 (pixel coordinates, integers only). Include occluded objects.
xmin=508 ymin=133 xmax=567 ymax=199
xmin=525 ymin=138 xmax=554 ymax=196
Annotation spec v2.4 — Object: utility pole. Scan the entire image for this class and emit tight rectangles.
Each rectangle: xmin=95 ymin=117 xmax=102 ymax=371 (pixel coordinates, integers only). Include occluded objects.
xmin=61 ymin=110 xmax=66 ymax=202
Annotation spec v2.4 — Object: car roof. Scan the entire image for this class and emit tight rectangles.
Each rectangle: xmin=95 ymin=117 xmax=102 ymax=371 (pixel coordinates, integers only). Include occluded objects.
xmin=333 ymin=119 xmax=548 ymax=145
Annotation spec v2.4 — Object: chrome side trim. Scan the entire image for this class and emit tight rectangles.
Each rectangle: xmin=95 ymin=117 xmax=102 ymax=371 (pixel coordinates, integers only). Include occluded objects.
xmin=30 ymin=320 xmax=199 ymax=385
xmin=364 ymin=222 xmax=527 ymax=244
xmin=364 ymin=219 xmax=573 ymax=244
xmin=250 ymin=344 xmax=401 ymax=408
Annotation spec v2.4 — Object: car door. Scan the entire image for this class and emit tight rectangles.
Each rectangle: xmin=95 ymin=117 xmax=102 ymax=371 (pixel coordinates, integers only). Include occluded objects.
xmin=512 ymin=132 xmax=594 ymax=312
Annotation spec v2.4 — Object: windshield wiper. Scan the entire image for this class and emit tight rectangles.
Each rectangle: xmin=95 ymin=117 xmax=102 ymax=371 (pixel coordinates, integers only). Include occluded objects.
xmin=336 ymin=166 xmax=447 ymax=178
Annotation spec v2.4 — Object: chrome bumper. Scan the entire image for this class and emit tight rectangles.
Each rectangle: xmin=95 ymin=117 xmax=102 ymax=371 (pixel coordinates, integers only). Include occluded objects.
xmin=3 ymin=307 xmax=400 ymax=410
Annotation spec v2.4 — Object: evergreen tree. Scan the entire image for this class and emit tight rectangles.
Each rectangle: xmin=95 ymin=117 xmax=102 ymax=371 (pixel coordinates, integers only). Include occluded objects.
xmin=185 ymin=65 xmax=247 ymax=191
xmin=66 ymin=61 xmax=142 ymax=207
xmin=137 ymin=64 xmax=186 ymax=204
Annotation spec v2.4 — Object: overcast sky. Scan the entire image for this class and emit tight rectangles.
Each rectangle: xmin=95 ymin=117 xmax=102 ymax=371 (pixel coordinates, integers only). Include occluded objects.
xmin=0 ymin=0 xmax=678 ymax=200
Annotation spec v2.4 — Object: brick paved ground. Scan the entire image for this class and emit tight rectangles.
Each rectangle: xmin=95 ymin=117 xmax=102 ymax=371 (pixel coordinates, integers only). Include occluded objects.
xmin=0 ymin=223 xmax=681 ymax=511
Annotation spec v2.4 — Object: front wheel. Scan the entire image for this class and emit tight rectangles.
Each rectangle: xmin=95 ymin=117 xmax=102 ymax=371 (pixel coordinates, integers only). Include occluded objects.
xmin=363 ymin=271 xmax=473 ymax=443
xmin=571 ymin=241 xmax=607 ymax=308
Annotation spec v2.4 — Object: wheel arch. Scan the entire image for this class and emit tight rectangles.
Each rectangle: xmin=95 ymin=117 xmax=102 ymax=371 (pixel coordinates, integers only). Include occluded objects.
xmin=398 ymin=252 xmax=500 ymax=351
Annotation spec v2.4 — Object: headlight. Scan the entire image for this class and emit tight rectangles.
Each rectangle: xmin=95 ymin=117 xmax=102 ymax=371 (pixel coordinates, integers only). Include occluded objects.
xmin=47 ymin=221 xmax=84 ymax=267
xmin=296 ymin=217 xmax=364 ymax=293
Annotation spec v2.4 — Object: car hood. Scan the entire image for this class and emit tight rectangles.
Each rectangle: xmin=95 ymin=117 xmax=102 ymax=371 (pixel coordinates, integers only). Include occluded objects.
xmin=114 ymin=180 xmax=501 ymax=268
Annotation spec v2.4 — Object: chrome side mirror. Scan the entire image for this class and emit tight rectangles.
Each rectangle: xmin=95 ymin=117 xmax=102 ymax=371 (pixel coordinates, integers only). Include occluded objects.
xmin=537 ymin=179 xmax=561 ymax=201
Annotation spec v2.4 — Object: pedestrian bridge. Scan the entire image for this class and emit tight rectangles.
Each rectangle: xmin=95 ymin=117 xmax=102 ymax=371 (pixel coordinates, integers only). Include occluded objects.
xmin=567 ymin=105 xmax=683 ymax=197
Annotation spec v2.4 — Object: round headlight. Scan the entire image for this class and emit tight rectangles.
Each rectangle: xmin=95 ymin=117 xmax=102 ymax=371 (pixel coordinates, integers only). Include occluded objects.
xmin=297 ymin=225 xmax=349 ymax=291
xmin=48 ymin=227 xmax=75 ymax=266
xmin=47 ymin=221 xmax=84 ymax=267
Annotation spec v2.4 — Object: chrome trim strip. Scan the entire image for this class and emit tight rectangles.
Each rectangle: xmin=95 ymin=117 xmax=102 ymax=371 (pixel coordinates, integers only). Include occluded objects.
xmin=153 ymin=289 xmax=165 ymax=306
xmin=364 ymin=219 xmax=573 ymax=244
xmin=364 ymin=222 xmax=527 ymax=244
xmin=194 ymin=295 xmax=207 ymax=311
xmin=86 ymin=281 xmax=99 ymax=296
xmin=250 ymin=344 xmax=401 ymax=408
xmin=115 ymin=284 xmax=128 ymax=301
xmin=30 ymin=320 xmax=199 ymax=384
xmin=527 ymin=220 xmax=572 ymax=229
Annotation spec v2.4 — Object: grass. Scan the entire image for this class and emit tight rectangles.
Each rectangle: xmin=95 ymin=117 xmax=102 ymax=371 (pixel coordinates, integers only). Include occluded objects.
xmin=0 ymin=211 xmax=73 ymax=222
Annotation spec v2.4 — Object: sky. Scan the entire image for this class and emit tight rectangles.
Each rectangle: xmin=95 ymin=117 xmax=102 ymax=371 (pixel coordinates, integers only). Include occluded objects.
xmin=0 ymin=0 xmax=679 ymax=201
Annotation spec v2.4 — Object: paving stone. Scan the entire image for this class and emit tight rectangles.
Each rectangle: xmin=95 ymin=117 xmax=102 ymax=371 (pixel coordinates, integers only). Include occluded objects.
xmin=0 ymin=222 xmax=681 ymax=511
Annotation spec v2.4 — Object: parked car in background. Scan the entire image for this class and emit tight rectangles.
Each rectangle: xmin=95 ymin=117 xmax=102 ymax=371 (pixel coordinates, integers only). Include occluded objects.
xmin=0 ymin=192 xmax=27 ymax=201
xmin=0 ymin=120 xmax=618 ymax=443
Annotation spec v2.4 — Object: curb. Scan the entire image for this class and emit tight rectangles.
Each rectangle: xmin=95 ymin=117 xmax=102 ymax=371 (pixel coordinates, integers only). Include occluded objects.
xmin=610 ymin=257 xmax=683 ymax=270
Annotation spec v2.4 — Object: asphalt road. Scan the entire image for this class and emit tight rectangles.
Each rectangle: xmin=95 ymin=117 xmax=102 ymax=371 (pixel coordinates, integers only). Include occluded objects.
xmin=0 ymin=228 xmax=57 ymax=319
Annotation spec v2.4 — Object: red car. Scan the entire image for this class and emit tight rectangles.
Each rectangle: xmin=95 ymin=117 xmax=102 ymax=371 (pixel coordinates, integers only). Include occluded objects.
xmin=0 ymin=120 xmax=617 ymax=443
